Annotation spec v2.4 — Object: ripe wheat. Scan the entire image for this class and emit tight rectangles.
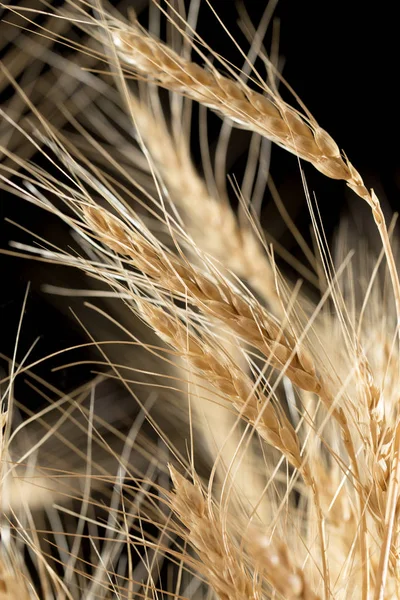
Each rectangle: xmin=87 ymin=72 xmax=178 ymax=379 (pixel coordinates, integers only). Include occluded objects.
xmin=1 ymin=1 xmax=400 ymax=600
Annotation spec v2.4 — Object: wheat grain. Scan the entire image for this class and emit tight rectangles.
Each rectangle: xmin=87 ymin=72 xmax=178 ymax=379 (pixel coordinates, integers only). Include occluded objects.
xmin=168 ymin=465 xmax=258 ymax=600
xmin=245 ymin=528 xmax=321 ymax=600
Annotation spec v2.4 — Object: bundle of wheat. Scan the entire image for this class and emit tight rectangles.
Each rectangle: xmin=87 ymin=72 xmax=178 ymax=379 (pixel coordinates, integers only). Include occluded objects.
xmin=1 ymin=2 xmax=399 ymax=599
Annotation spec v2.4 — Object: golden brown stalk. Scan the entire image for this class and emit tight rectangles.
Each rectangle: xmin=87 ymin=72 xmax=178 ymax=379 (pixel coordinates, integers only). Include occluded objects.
xmin=169 ymin=466 xmax=319 ymax=600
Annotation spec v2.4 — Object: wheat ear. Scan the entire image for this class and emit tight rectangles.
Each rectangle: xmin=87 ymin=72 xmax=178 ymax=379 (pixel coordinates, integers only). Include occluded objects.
xmin=133 ymin=292 xmax=332 ymax=593
xmin=169 ymin=466 xmax=319 ymax=600
xmin=135 ymin=297 xmax=303 ymax=472
xmin=111 ymin=19 xmax=400 ymax=356
xmin=168 ymin=465 xmax=258 ymax=600
xmin=128 ymin=98 xmax=275 ymax=512
xmin=112 ymin=22 xmax=367 ymax=192
xmin=128 ymin=96 xmax=281 ymax=312
xmin=82 ymin=202 xmax=358 ymax=518
xmin=83 ymin=205 xmax=349 ymax=432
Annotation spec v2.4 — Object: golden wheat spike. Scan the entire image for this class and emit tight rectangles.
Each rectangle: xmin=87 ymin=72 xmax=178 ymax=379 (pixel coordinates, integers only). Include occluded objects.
xmin=169 ymin=465 xmax=319 ymax=600
xmin=112 ymin=24 xmax=368 ymax=193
